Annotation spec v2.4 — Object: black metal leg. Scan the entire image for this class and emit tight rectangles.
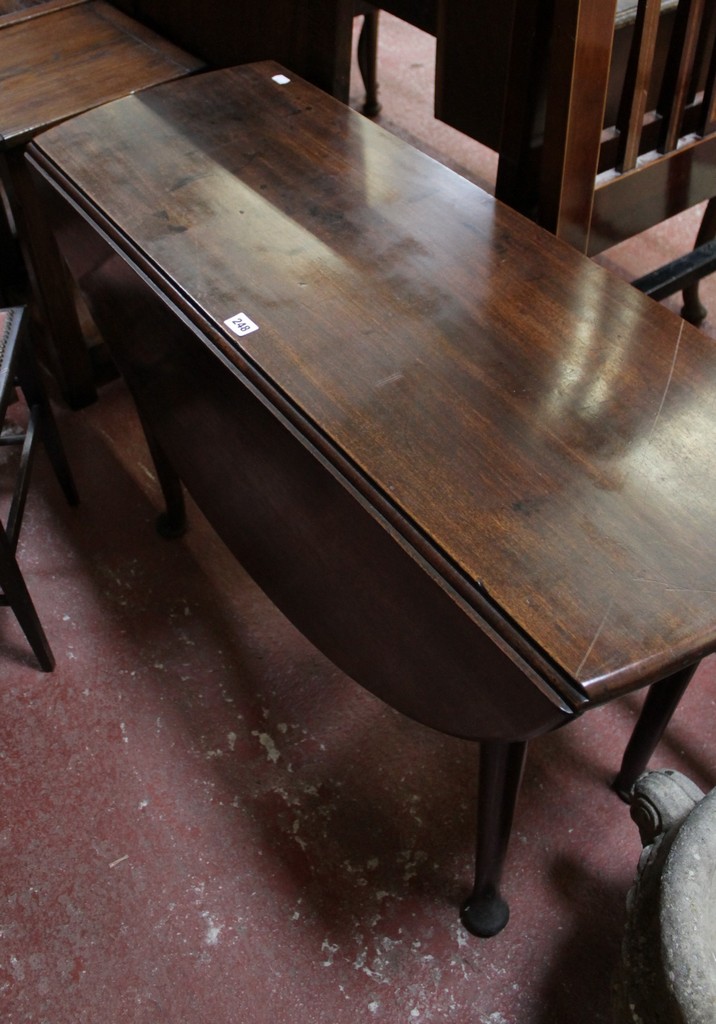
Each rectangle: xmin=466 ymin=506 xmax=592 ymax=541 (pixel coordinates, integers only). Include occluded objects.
xmin=461 ymin=739 xmax=528 ymax=938
xmin=612 ymin=663 xmax=699 ymax=800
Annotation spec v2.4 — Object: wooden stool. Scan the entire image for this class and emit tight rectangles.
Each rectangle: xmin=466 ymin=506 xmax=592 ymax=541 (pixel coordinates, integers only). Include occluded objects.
xmin=0 ymin=306 xmax=78 ymax=669
xmin=0 ymin=0 xmax=202 ymax=407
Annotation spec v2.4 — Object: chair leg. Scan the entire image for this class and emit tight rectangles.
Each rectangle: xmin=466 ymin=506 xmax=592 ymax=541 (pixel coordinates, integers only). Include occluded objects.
xmin=461 ymin=739 xmax=528 ymax=937
xmin=357 ymin=8 xmax=381 ymax=116
xmin=612 ymin=663 xmax=699 ymax=799
xmin=0 ymin=522 xmax=54 ymax=671
xmin=682 ymin=196 xmax=716 ymax=325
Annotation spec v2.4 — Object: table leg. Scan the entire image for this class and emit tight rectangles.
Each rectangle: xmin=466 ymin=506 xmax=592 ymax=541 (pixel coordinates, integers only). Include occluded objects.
xmin=461 ymin=739 xmax=527 ymax=937
xmin=357 ymin=7 xmax=381 ymax=116
xmin=1 ymin=150 xmax=97 ymax=409
xmin=15 ymin=329 xmax=79 ymax=508
xmin=682 ymin=196 xmax=716 ymax=325
xmin=134 ymin=409 xmax=186 ymax=540
xmin=612 ymin=663 xmax=699 ymax=799
xmin=0 ymin=185 xmax=26 ymax=305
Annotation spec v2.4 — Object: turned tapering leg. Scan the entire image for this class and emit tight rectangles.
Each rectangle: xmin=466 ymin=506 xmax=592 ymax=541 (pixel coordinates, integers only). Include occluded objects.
xmin=612 ymin=663 xmax=699 ymax=799
xmin=461 ymin=739 xmax=528 ymax=937
xmin=357 ymin=9 xmax=381 ymax=116
xmin=682 ymin=196 xmax=716 ymax=324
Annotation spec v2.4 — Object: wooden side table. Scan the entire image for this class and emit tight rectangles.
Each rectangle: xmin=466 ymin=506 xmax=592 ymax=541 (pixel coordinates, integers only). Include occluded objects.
xmin=0 ymin=0 xmax=203 ymax=407
xmin=0 ymin=0 xmax=84 ymax=28
xmin=26 ymin=62 xmax=716 ymax=934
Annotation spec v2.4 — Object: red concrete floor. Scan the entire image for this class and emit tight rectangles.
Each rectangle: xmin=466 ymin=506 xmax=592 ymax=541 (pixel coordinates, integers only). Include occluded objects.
xmin=2 ymin=14 xmax=716 ymax=1024
xmin=7 ymin=379 xmax=716 ymax=1024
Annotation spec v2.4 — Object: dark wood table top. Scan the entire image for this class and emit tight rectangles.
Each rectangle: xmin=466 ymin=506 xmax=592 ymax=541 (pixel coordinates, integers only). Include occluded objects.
xmin=0 ymin=0 xmax=85 ymax=29
xmin=0 ymin=0 xmax=203 ymax=147
xmin=28 ymin=62 xmax=716 ymax=711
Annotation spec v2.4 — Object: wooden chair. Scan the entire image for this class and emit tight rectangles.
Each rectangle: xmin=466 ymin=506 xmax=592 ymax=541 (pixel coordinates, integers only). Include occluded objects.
xmin=0 ymin=306 xmax=78 ymax=670
xmin=496 ymin=0 xmax=716 ymax=322
xmin=354 ymin=1 xmax=666 ymax=125
xmin=357 ymin=0 xmax=715 ymax=320
xmin=354 ymin=1 xmax=437 ymax=115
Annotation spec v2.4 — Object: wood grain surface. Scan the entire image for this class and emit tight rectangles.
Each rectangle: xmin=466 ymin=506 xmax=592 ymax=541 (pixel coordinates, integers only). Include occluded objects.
xmin=0 ymin=0 xmax=202 ymax=147
xmin=27 ymin=63 xmax=716 ymax=730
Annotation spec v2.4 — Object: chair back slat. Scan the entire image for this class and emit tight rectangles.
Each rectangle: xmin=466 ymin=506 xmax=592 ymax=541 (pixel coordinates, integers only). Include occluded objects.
xmin=697 ymin=21 xmax=716 ymax=132
xmin=658 ymin=0 xmax=706 ymax=152
xmin=537 ymin=0 xmax=618 ymax=249
xmin=616 ymin=0 xmax=662 ymax=170
xmin=492 ymin=0 xmax=716 ymax=256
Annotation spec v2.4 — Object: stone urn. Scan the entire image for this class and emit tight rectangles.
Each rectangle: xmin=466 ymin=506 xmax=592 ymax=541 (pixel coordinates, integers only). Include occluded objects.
xmin=615 ymin=769 xmax=716 ymax=1024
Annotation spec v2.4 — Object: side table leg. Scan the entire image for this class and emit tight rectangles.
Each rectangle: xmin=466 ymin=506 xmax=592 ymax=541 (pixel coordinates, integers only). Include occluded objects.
xmin=357 ymin=8 xmax=381 ymax=116
xmin=461 ymin=739 xmax=528 ymax=937
xmin=612 ymin=663 xmax=699 ymax=799
xmin=15 ymin=327 xmax=79 ymax=508
xmin=682 ymin=196 xmax=716 ymax=325
xmin=2 ymin=150 xmax=97 ymax=409
xmin=0 ymin=185 xmax=26 ymax=305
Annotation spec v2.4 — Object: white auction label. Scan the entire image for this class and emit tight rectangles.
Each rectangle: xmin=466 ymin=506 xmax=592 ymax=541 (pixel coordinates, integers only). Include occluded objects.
xmin=224 ymin=312 xmax=260 ymax=337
